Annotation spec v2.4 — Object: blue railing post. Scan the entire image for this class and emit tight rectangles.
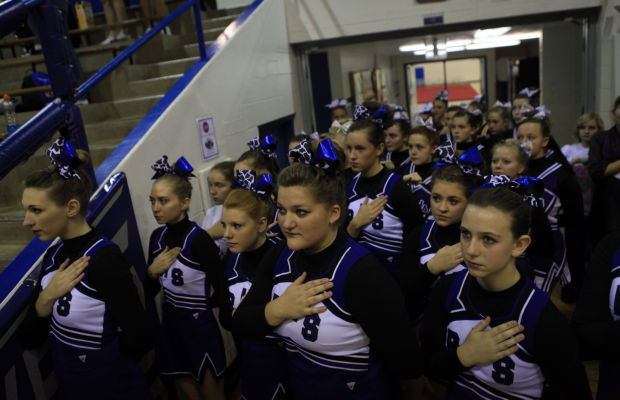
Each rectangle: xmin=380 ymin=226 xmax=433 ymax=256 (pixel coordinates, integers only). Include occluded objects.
xmin=192 ymin=0 xmax=207 ymax=61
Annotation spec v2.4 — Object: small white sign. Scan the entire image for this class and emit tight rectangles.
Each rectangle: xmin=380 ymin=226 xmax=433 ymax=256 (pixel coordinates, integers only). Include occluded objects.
xmin=197 ymin=116 xmax=219 ymax=161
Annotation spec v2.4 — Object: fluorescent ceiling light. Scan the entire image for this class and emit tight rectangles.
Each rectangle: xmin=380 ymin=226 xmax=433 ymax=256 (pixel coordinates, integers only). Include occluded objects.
xmin=399 ymin=43 xmax=425 ymax=52
xmin=414 ymin=50 xmax=426 ymax=55
xmin=473 ymin=31 xmax=540 ymax=44
xmin=466 ymin=40 xmax=521 ymax=50
xmin=446 ymin=46 xmax=465 ymax=52
xmin=474 ymin=27 xmax=511 ymax=38
xmin=446 ymin=39 xmax=471 ymax=47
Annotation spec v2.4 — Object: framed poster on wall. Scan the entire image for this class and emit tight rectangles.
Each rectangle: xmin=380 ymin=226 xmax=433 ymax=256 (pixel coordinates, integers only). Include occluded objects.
xmin=349 ymin=68 xmax=384 ymax=106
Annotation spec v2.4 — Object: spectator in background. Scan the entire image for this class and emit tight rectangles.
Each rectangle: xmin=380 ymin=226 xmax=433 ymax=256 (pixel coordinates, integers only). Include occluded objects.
xmin=588 ymin=96 xmax=620 ymax=245
xmin=100 ymin=0 xmax=130 ymax=44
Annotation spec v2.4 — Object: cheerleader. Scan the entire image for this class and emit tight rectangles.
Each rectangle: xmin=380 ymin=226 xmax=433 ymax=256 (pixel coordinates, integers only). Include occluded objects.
xmin=231 ymin=139 xmax=423 ymax=399
xmin=346 ymin=106 xmax=423 ymax=276
xmin=451 ymin=110 xmax=482 ymax=156
xmin=220 ymin=171 xmax=289 ymax=399
xmin=486 ymin=103 xmax=513 ymax=140
xmin=400 ymin=124 xmax=440 ymax=220
xmin=235 ymin=134 xmax=280 ymax=178
xmin=422 ymin=187 xmax=591 ymax=400
xmin=20 ymin=138 xmax=153 ymax=400
xmin=490 ymin=140 xmax=527 ymax=180
xmin=516 ymin=109 xmax=586 ymax=299
xmin=433 ymin=90 xmax=449 ymax=133
xmin=589 ymin=96 xmax=620 ymax=244
xmin=144 ymin=156 xmax=226 ymax=400
xmin=383 ymin=118 xmax=412 ymax=170
xmin=325 ymin=98 xmax=349 ymax=123
xmin=202 ymin=161 xmax=234 ymax=259
xmin=572 ymin=229 xmax=620 ymax=399
xmin=399 ymin=164 xmax=482 ymax=321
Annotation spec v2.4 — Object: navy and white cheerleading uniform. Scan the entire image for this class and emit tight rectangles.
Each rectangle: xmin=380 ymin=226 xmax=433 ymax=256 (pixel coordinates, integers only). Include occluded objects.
xmin=30 ymin=230 xmax=152 ymax=400
xmin=225 ymin=238 xmax=289 ymax=400
xmin=525 ymin=157 xmax=585 ymax=293
xmin=423 ymin=271 xmax=591 ymax=400
xmin=146 ymin=218 xmax=225 ymax=382
xmin=230 ymin=231 xmax=423 ymax=400
xmin=572 ymin=230 xmax=620 ymax=399
xmin=384 ymin=149 xmax=411 ymax=170
xmin=397 ymin=161 xmax=434 ymax=220
xmin=445 ymin=271 xmax=546 ymax=399
xmin=347 ymin=167 xmax=422 ymax=276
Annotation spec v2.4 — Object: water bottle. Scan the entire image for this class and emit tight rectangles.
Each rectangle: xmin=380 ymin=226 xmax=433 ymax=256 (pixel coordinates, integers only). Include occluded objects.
xmin=3 ymin=94 xmax=19 ymax=135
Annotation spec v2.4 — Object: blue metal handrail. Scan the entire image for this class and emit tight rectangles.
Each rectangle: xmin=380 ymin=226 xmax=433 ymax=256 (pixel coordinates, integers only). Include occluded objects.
xmin=0 ymin=0 xmax=206 ymax=182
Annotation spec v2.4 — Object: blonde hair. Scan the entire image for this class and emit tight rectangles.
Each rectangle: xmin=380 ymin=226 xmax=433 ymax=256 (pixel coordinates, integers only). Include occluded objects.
xmin=223 ymin=189 xmax=273 ymax=222
xmin=573 ymin=113 xmax=604 ymax=142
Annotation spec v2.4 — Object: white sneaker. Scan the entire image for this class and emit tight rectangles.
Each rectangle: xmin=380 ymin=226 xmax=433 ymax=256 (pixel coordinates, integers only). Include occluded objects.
xmin=115 ymin=32 xmax=130 ymax=41
xmin=161 ymin=26 xmax=172 ymax=35
xmin=100 ymin=35 xmax=116 ymax=45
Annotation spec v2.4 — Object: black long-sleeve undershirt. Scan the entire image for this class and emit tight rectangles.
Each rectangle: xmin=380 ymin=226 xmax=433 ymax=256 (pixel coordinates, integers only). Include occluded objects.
xmin=20 ymin=229 xmax=154 ymax=360
xmin=231 ymin=230 xmax=423 ymax=379
xmin=422 ymin=273 xmax=591 ymax=399
xmin=144 ymin=217 xmax=224 ymax=303
xmin=571 ymin=230 xmax=620 ymax=360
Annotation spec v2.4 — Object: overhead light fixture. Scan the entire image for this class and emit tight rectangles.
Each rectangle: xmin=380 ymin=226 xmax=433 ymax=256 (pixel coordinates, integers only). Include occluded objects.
xmin=446 ymin=46 xmax=465 ymax=52
xmin=466 ymin=40 xmax=521 ymax=50
xmin=473 ymin=31 xmax=540 ymax=43
xmin=399 ymin=43 xmax=426 ymax=52
xmin=414 ymin=50 xmax=426 ymax=56
xmin=446 ymin=39 xmax=471 ymax=47
xmin=474 ymin=27 xmax=511 ymax=38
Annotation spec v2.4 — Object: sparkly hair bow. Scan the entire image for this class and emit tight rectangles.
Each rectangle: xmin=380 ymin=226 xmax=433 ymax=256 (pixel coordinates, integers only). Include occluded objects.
xmin=469 ymin=109 xmax=483 ymax=116
xmin=389 ymin=104 xmax=404 ymax=112
xmin=325 ymin=98 xmax=348 ymax=109
xmin=235 ymin=169 xmax=274 ymax=198
xmin=520 ymin=141 xmax=533 ymax=157
xmin=393 ymin=110 xmax=409 ymax=122
xmin=151 ymin=155 xmax=195 ymax=179
xmin=520 ymin=104 xmax=550 ymax=121
xmin=417 ymin=102 xmax=434 ymax=114
xmin=247 ymin=134 xmax=277 ymax=159
xmin=46 ymin=137 xmax=81 ymax=180
xmin=473 ymin=94 xmax=483 ymax=103
xmin=301 ymin=131 xmax=320 ymax=141
xmin=494 ymin=100 xmax=511 ymax=109
xmin=414 ymin=115 xmax=436 ymax=131
xmin=289 ymin=138 xmax=339 ymax=173
xmin=353 ymin=104 xmax=387 ymax=128
xmin=435 ymin=90 xmax=449 ymax=101
xmin=519 ymin=88 xmax=539 ymax=98
xmin=330 ymin=119 xmax=353 ymax=135
xmin=434 ymin=138 xmax=482 ymax=176
xmin=479 ymin=175 xmax=542 ymax=208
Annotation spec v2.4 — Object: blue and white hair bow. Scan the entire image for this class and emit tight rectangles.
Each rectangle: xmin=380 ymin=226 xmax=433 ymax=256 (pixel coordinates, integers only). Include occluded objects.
xmin=434 ymin=138 xmax=482 ymax=176
xmin=414 ymin=115 xmax=436 ymax=131
xmin=469 ymin=109 xmax=483 ymax=116
xmin=247 ymin=134 xmax=277 ymax=159
xmin=389 ymin=104 xmax=404 ymax=112
xmin=473 ymin=94 xmax=483 ymax=103
xmin=301 ymin=131 xmax=320 ymax=141
xmin=494 ymin=100 xmax=511 ymax=109
xmin=389 ymin=104 xmax=409 ymax=121
xmin=46 ymin=137 xmax=81 ymax=180
xmin=417 ymin=102 xmax=434 ymax=114
xmin=330 ymin=119 xmax=353 ymax=135
xmin=519 ymin=88 xmax=539 ymax=98
xmin=435 ymin=90 xmax=449 ymax=102
xmin=325 ymin=98 xmax=348 ymax=109
xmin=459 ymin=101 xmax=468 ymax=109
xmin=353 ymin=104 xmax=388 ymax=128
xmin=479 ymin=175 xmax=542 ymax=208
xmin=289 ymin=138 xmax=339 ymax=173
xmin=235 ymin=169 xmax=274 ymax=198
xmin=152 ymin=156 xmax=195 ymax=179
xmin=151 ymin=155 xmax=195 ymax=179
xmin=520 ymin=104 xmax=550 ymax=121
xmin=520 ymin=141 xmax=533 ymax=157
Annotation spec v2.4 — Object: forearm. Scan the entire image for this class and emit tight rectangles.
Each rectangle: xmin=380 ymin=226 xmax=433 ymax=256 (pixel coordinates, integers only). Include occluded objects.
xmin=346 ymin=219 xmax=363 ymax=239
xmin=604 ymin=159 xmax=620 ymax=176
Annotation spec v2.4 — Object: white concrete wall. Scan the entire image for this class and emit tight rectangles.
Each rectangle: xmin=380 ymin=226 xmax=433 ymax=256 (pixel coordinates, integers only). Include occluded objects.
xmin=100 ymin=0 xmax=294 ymax=253
xmin=217 ymin=0 xmax=253 ymax=9
xmin=284 ymin=0 xmax=600 ymax=44
xmin=595 ymin=0 xmax=620 ymax=129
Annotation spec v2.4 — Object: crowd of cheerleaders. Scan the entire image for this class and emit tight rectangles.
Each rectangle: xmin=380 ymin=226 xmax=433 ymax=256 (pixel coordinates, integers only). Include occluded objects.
xmin=16 ymin=89 xmax=620 ymax=400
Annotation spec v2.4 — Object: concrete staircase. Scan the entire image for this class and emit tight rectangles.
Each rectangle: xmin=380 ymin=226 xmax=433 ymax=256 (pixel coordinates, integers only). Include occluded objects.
xmin=0 ymin=5 xmax=245 ymax=272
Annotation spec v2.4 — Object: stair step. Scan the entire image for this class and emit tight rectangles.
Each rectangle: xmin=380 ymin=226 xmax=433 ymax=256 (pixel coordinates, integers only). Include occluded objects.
xmin=202 ymin=15 xmax=238 ymax=30
xmin=0 ymin=206 xmax=30 ymax=244
xmin=0 ymin=244 xmax=27 ymax=273
xmin=123 ymin=74 xmax=182 ymax=98
xmin=85 ymin=116 xmax=142 ymax=143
